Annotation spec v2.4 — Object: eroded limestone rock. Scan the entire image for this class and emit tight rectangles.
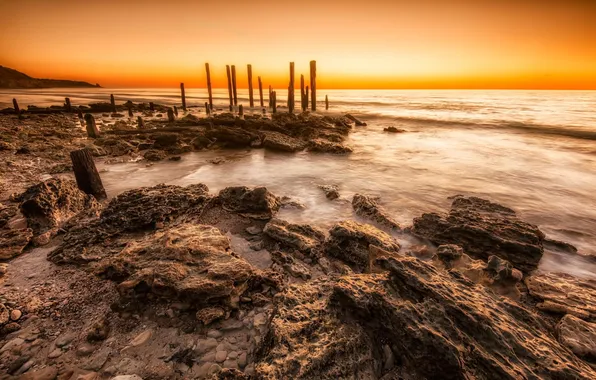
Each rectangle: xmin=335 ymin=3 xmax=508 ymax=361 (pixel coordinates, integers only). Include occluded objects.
xmin=352 ymin=194 xmax=401 ymax=231
xmin=218 ymin=186 xmax=280 ymax=220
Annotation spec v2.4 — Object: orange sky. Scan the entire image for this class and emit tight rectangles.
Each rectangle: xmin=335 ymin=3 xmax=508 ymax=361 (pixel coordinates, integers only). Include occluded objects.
xmin=1 ymin=0 xmax=595 ymax=89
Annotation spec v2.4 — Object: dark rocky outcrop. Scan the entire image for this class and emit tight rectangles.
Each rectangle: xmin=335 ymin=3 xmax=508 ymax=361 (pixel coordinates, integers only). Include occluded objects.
xmin=307 ymin=139 xmax=353 ymax=154
xmin=412 ymin=196 xmax=544 ymax=273
xmin=0 ymin=228 xmax=33 ymax=260
xmin=218 ymin=187 xmax=281 ymax=220
xmin=352 ymin=194 xmax=401 ymax=231
xmin=206 ymin=127 xmax=261 ymax=148
xmin=261 ymin=131 xmax=307 ymax=152
xmin=318 ymin=184 xmax=339 ymax=200
xmin=263 ymin=219 xmax=325 ymax=256
xmin=255 ymin=256 xmax=596 ymax=379
xmin=557 ymin=314 xmax=596 ymax=361
xmin=383 ymin=126 xmax=405 ymax=133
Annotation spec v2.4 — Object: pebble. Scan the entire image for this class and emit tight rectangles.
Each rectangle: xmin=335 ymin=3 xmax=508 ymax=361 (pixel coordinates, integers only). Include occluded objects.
xmin=195 ymin=362 xmax=212 ymax=377
xmin=245 ymin=226 xmax=261 ymax=235
xmin=227 ymin=351 xmax=238 ymax=360
xmin=48 ymin=348 xmax=63 ymax=359
xmin=244 ymin=363 xmax=255 ymax=375
xmin=238 ymin=352 xmax=248 ymax=368
xmin=55 ymin=333 xmax=76 ymax=348
xmin=215 ymin=350 xmax=227 ymax=362
xmin=254 ymin=313 xmax=267 ymax=326
xmin=207 ymin=329 xmax=222 ymax=339
xmin=15 ymin=359 xmax=35 ymax=375
xmin=195 ymin=337 xmax=218 ymax=355
xmin=200 ymin=352 xmax=216 ymax=363
xmin=223 ymin=359 xmax=239 ymax=369
xmin=111 ymin=376 xmax=143 ymax=380
xmin=130 ymin=329 xmax=152 ymax=346
xmin=208 ymin=364 xmax=222 ymax=375
xmin=1 ymin=337 xmax=24 ymax=354
xmin=77 ymin=343 xmax=96 ymax=356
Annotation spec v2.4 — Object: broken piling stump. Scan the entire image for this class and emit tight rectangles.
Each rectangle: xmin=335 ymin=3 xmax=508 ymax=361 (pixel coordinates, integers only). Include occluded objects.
xmin=326 ymin=95 xmax=329 ymax=110
xmin=137 ymin=116 xmax=145 ymax=129
xmin=149 ymin=102 xmax=155 ymax=111
xmin=305 ymin=86 xmax=309 ymax=111
xmin=180 ymin=83 xmax=187 ymax=111
xmin=70 ymin=148 xmax=107 ymax=200
xmin=268 ymin=85 xmax=272 ymax=108
xmin=65 ymin=97 xmax=72 ymax=112
xmin=272 ymin=91 xmax=277 ymax=113
xmin=84 ymin=114 xmax=100 ymax=138
xmin=248 ymin=64 xmax=254 ymax=108
xmin=258 ymin=76 xmax=264 ymax=107
xmin=12 ymin=98 xmax=20 ymax=117
xmin=231 ymin=65 xmax=238 ymax=106
xmin=205 ymin=63 xmax=213 ymax=110
xmin=239 ymin=104 xmax=244 ymax=117
xmin=310 ymin=60 xmax=317 ymax=111
xmin=167 ymin=108 xmax=176 ymax=122
xmin=289 ymin=62 xmax=295 ymax=114
xmin=300 ymin=75 xmax=306 ymax=112
xmin=226 ymin=65 xmax=233 ymax=109
xmin=110 ymin=94 xmax=116 ymax=113
xmin=174 ymin=105 xmax=179 ymax=117
xmin=205 ymin=102 xmax=210 ymax=116
xmin=345 ymin=113 xmax=367 ymax=126
xmin=127 ymin=103 xmax=133 ymax=117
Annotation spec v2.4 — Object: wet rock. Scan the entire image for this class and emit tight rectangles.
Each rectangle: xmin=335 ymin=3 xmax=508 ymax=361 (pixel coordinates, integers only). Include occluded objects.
xmin=263 ymin=219 xmax=325 ymax=256
xmin=218 ymin=186 xmax=281 ymax=220
xmin=196 ymin=307 xmax=225 ymax=325
xmin=256 ymin=256 xmax=596 ymax=379
xmin=206 ymin=127 xmax=260 ymax=148
xmin=526 ymin=272 xmax=596 ymax=320
xmin=412 ymin=196 xmax=545 ymax=273
xmin=383 ymin=126 xmax=405 ymax=133
xmin=318 ymin=184 xmax=339 ymax=200
xmin=352 ymin=194 xmax=401 ymax=230
xmin=307 ymin=139 xmax=353 ymax=154
xmin=47 ymin=348 xmax=62 ymax=359
xmin=190 ymin=135 xmax=215 ymax=150
xmin=95 ymin=224 xmax=255 ymax=306
xmin=215 ymin=351 xmax=228 ymax=362
xmin=557 ymin=314 xmax=596 ymax=360
xmin=168 ymin=155 xmax=181 ymax=161
xmin=262 ymin=131 xmax=307 ymax=152
xmin=17 ymin=178 xmax=99 ymax=236
xmin=151 ymin=133 xmax=178 ymax=148
xmin=55 ymin=333 xmax=76 ymax=347
xmin=143 ymin=150 xmax=166 ymax=162
xmin=323 ymin=221 xmax=400 ymax=271
xmin=271 ymin=251 xmax=311 ymax=280
xmin=94 ymin=138 xmax=135 ymax=156
xmin=0 ymin=228 xmax=33 ymax=260
xmin=486 ymin=255 xmax=523 ymax=283
xmin=10 ymin=309 xmax=22 ymax=321
xmin=435 ymin=244 xmax=464 ymax=267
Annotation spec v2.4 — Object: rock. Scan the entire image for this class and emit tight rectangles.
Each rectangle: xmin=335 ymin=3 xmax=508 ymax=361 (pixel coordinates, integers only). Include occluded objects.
xmin=352 ymin=194 xmax=401 ymax=230
xmin=86 ymin=318 xmax=110 ymax=342
xmin=0 ymin=228 xmax=33 ymax=260
xmin=18 ymin=366 xmax=58 ymax=380
xmin=77 ymin=343 xmax=97 ymax=357
xmin=128 ymin=329 xmax=152 ymax=347
xmin=245 ymin=226 xmax=261 ymax=235
xmin=486 ymin=255 xmax=523 ymax=283
xmin=238 ymin=352 xmax=247 ymax=368
xmin=557 ymin=314 xmax=596 ymax=360
xmin=526 ymin=272 xmax=596 ymax=320
xmin=55 ymin=333 xmax=76 ymax=347
xmin=0 ymin=263 xmax=7 ymax=276
xmin=223 ymin=359 xmax=239 ymax=369
xmin=255 ymin=256 xmax=596 ymax=379
xmin=196 ymin=338 xmax=218 ymax=355
xmin=307 ymin=139 xmax=353 ymax=154
xmin=206 ymin=127 xmax=260 ymax=148
xmin=215 ymin=351 xmax=228 ymax=362
xmin=48 ymin=348 xmax=63 ymax=359
xmin=261 ymin=131 xmax=307 ymax=152
xmin=168 ymin=155 xmax=181 ymax=161
xmin=207 ymin=364 xmax=222 ymax=375
xmin=143 ymin=149 xmax=166 ymax=161
xmin=412 ymin=196 xmax=545 ymax=273
xmin=1 ymin=303 xmax=11 ymax=325
xmin=196 ymin=307 xmax=225 ymax=325
xmin=318 ymin=185 xmax=339 ymax=200
xmin=207 ymin=330 xmax=223 ymax=339
xmin=10 ymin=309 xmax=22 ymax=321
xmin=110 ymin=376 xmax=143 ymax=380
xmin=383 ymin=126 xmax=405 ymax=133
xmin=323 ymin=221 xmax=400 ymax=271
xmin=152 ymin=133 xmax=178 ymax=148
xmin=218 ymin=186 xmax=281 ymax=219
xmin=263 ymin=219 xmax=325 ymax=256
xmin=271 ymin=251 xmax=311 ymax=280
xmin=50 ymin=184 xmax=210 ymax=264
xmin=93 ymin=138 xmax=135 ymax=156
xmin=435 ymin=244 xmax=464 ymax=267
xmin=17 ymin=178 xmax=99 ymax=236
xmin=94 ymin=224 xmax=255 ymax=306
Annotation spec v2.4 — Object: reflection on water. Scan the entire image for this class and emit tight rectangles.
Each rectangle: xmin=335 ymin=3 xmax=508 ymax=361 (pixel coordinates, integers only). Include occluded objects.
xmin=3 ymin=89 xmax=595 ymax=278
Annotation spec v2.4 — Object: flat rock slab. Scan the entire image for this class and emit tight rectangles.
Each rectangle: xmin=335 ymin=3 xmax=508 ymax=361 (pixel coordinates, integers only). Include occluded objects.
xmin=264 ymin=219 xmax=325 ymax=256
xmin=557 ymin=314 xmax=596 ymax=360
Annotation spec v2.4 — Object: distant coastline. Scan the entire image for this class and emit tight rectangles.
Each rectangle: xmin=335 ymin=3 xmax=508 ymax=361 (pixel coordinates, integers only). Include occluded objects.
xmin=0 ymin=65 xmax=100 ymax=89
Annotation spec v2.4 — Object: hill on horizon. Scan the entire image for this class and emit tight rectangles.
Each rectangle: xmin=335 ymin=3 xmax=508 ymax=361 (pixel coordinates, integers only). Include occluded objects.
xmin=0 ymin=66 xmax=100 ymax=89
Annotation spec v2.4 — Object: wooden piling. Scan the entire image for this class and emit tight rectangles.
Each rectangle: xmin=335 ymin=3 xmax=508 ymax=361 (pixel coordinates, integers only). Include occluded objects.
xmin=268 ymin=85 xmax=272 ymax=108
xmin=127 ymin=104 xmax=133 ymax=117
xmin=226 ymin=65 xmax=233 ymax=109
xmin=305 ymin=86 xmax=309 ymax=111
xmin=70 ymin=148 xmax=107 ymax=200
xmin=173 ymin=106 xmax=179 ymax=117
xmin=12 ymin=98 xmax=20 ymax=117
xmin=231 ymin=65 xmax=238 ymax=106
xmin=110 ymin=94 xmax=116 ymax=113
xmin=149 ymin=102 xmax=155 ymax=111
xmin=300 ymin=75 xmax=306 ymax=112
xmin=77 ymin=109 xmax=83 ymax=120
xmin=326 ymin=95 xmax=329 ymax=110
xmin=258 ymin=76 xmax=264 ymax=107
xmin=310 ymin=60 xmax=317 ymax=111
xmin=205 ymin=102 xmax=210 ymax=116
xmin=289 ymin=62 xmax=295 ymax=114
xmin=167 ymin=108 xmax=175 ymax=122
xmin=137 ymin=116 xmax=145 ymax=129
xmin=84 ymin=114 xmax=100 ymax=138
xmin=205 ymin=63 xmax=213 ymax=110
xmin=65 ymin=98 xmax=72 ymax=112
xmin=247 ymin=65 xmax=254 ymax=108
xmin=180 ymin=83 xmax=186 ymax=111
xmin=272 ymin=91 xmax=277 ymax=113
xmin=239 ymin=104 xmax=244 ymax=117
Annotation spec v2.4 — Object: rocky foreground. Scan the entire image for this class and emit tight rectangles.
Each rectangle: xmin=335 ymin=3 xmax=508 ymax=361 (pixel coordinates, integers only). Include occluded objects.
xmin=0 ymin=109 xmax=595 ymax=379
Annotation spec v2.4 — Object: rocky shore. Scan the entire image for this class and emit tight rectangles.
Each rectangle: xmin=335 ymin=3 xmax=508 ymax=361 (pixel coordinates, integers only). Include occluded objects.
xmin=1 ymin=107 xmax=595 ymax=379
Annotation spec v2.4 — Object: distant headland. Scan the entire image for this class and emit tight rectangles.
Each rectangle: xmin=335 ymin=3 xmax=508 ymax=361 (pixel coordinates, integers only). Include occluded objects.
xmin=0 ymin=66 xmax=100 ymax=89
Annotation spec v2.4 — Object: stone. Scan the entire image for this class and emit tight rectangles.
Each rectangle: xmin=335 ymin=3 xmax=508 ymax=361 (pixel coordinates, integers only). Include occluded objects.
xmin=218 ymin=186 xmax=281 ymax=219
xmin=143 ymin=150 xmax=166 ymax=162
xmin=196 ymin=307 xmax=225 ymax=325
xmin=557 ymin=314 xmax=596 ymax=360
xmin=110 ymin=376 xmax=143 ymax=380
xmin=0 ymin=262 xmax=8 ymax=276
xmin=18 ymin=366 xmax=59 ymax=380
xmin=152 ymin=133 xmax=179 ymax=148
xmin=0 ymin=303 xmax=9 ymax=324
xmin=271 ymin=251 xmax=311 ymax=280
xmin=383 ymin=126 xmax=405 ymax=133
xmin=55 ymin=333 xmax=76 ymax=347
xmin=215 ymin=350 xmax=228 ymax=362
xmin=196 ymin=337 xmax=218 ymax=355
xmin=318 ymin=185 xmax=339 ymax=200
xmin=206 ymin=127 xmax=260 ymax=148
xmin=307 ymin=139 xmax=353 ymax=154
xmin=261 ymin=131 xmax=307 ymax=152
xmin=245 ymin=226 xmax=261 ymax=235
xmin=352 ymin=194 xmax=401 ymax=230
xmin=0 ymin=228 xmax=33 ymax=260
xmin=227 ymin=351 xmax=238 ymax=359
xmin=207 ymin=364 xmax=222 ymax=375
xmin=263 ymin=219 xmax=325 ymax=256
xmin=77 ymin=343 xmax=97 ymax=357
xmin=412 ymin=196 xmax=545 ymax=273
xmin=323 ymin=221 xmax=400 ymax=271
xmin=207 ymin=330 xmax=223 ymax=339
xmin=238 ymin=352 xmax=247 ymax=368
xmin=48 ymin=348 xmax=63 ymax=359
xmin=223 ymin=359 xmax=239 ymax=369
xmin=129 ymin=329 xmax=152 ymax=346
xmin=86 ymin=318 xmax=110 ymax=342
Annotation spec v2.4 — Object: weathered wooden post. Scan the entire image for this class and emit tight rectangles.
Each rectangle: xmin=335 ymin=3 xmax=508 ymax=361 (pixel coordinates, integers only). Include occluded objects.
xmin=110 ymin=94 xmax=116 ymax=113
xmin=70 ymin=148 xmax=107 ymax=200
xmin=137 ymin=116 xmax=145 ymax=129
xmin=272 ymin=91 xmax=277 ymax=113
xmin=289 ymin=62 xmax=295 ymax=114
xmin=258 ymin=76 xmax=264 ymax=107
xmin=180 ymin=83 xmax=187 ymax=111
xmin=149 ymin=102 xmax=155 ymax=111
xmin=268 ymin=85 xmax=272 ymax=108
xmin=12 ymin=98 xmax=21 ymax=117
xmin=127 ymin=103 xmax=133 ymax=117
xmin=300 ymin=75 xmax=306 ymax=112
xmin=205 ymin=63 xmax=213 ymax=111
xmin=84 ymin=114 xmax=100 ymax=138
xmin=65 ymin=97 xmax=72 ymax=112
xmin=247 ymin=64 xmax=254 ymax=108
xmin=77 ymin=109 xmax=83 ymax=120
xmin=167 ymin=108 xmax=175 ymax=122
xmin=205 ymin=102 xmax=210 ymax=116
xmin=231 ymin=65 xmax=238 ymax=106
xmin=239 ymin=104 xmax=244 ymax=117
xmin=173 ymin=106 xmax=179 ymax=117
xmin=326 ymin=95 xmax=329 ymax=110
xmin=305 ymin=86 xmax=309 ymax=111
xmin=226 ymin=65 xmax=233 ymax=109
xmin=310 ymin=60 xmax=317 ymax=111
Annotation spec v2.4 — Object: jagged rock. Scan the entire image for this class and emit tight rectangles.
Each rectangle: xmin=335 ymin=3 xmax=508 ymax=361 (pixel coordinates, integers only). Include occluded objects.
xmin=152 ymin=133 xmax=179 ymax=148
xmin=190 ymin=135 xmax=214 ymax=150
xmin=383 ymin=126 xmax=405 ymax=133
xmin=318 ymin=185 xmax=339 ymax=200
xmin=255 ymin=256 xmax=596 ymax=379
xmin=196 ymin=307 xmax=225 ymax=325
xmin=526 ymin=272 xmax=596 ymax=321
xmin=557 ymin=314 xmax=596 ymax=360
xmin=0 ymin=228 xmax=32 ymax=260
xmin=218 ymin=186 xmax=280 ymax=219
xmin=0 ymin=203 xmax=17 ymax=228
xmin=143 ymin=150 xmax=166 ymax=162
xmin=17 ymin=178 xmax=100 ymax=235
xmin=352 ymin=194 xmax=401 ymax=230
xmin=206 ymin=127 xmax=260 ymax=148
xmin=263 ymin=219 xmax=325 ymax=256
xmin=86 ymin=317 xmax=110 ymax=342
xmin=486 ymin=255 xmax=523 ymax=283
xmin=95 ymin=223 xmax=255 ymax=305
xmin=50 ymin=184 xmax=211 ymax=264
xmin=323 ymin=221 xmax=400 ymax=271
xmin=271 ymin=250 xmax=311 ymax=280
xmin=307 ymin=139 xmax=353 ymax=154
xmin=412 ymin=196 xmax=544 ymax=273
xmin=261 ymin=131 xmax=307 ymax=152
xmin=94 ymin=138 xmax=135 ymax=156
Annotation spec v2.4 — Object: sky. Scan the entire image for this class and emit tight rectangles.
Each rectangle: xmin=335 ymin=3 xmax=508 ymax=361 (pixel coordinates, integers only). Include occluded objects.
xmin=1 ymin=0 xmax=596 ymax=89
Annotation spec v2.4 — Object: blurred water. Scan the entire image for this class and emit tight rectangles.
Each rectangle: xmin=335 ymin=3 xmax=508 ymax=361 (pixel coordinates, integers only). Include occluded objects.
xmin=2 ymin=88 xmax=595 ymax=277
